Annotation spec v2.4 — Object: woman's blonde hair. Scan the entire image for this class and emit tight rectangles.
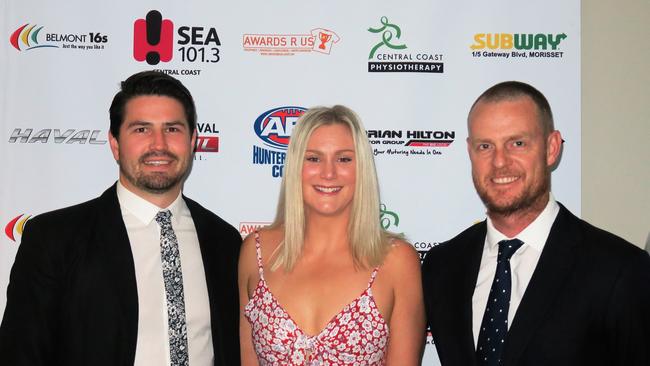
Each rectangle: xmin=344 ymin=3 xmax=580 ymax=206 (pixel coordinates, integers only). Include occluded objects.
xmin=270 ymin=105 xmax=398 ymax=271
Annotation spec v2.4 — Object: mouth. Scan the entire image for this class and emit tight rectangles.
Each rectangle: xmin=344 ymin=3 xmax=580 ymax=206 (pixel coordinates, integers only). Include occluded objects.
xmin=314 ymin=185 xmax=342 ymax=193
xmin=140 ymin=151 xmax=177 ymax=167
xmin=491 ymin=176 xmax=520 ymax=185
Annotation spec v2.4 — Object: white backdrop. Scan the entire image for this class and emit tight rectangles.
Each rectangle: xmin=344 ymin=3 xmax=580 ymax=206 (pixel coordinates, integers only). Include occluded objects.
xmin=1 ymin=1 xmax=580 ymax=364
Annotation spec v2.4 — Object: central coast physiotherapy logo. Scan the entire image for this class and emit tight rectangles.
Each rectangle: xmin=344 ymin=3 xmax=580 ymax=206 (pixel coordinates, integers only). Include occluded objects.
xmin=243 ymin=28 xmax=340 ymax=56
xmin=5 ymin=214 xmax=32 ymax=243
xmin=10 ymin=22 xmax=108 ymax=52
xmin=470 ymin=33 xmax=568 ymax=59
xmin=252 ymin=106 xmax=306 ymax=178
xmin=380 ymin=203 xmax=400 ymax=231
xmin=379 ymin=203 xmax=438 ymax=262
xmin=367 ymin=16 xmax=443 ymax=73
xmin=133 ymin=10 xmax=221 ymax=75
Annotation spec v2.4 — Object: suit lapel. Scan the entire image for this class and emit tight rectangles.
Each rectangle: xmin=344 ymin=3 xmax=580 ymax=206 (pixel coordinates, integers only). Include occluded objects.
xmin=94 ymin=185 xmax=139 ymax=361
xmin=184 ymin=198 xmax=226 ymax=363
xmin=460 ymin=224 xmax=486 ymax=364
xmin=439 ymin=222 xmax=485 ymax=365
xmin=502 ymin=204 xmax=581 ymax=364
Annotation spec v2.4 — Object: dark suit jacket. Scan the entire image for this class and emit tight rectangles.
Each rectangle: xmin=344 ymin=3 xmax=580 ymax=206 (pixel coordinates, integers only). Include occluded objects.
xmin=0 ymin=185 xmax=242 ymax=366
xmin=422 ymin=203 xmax=650 ymax=366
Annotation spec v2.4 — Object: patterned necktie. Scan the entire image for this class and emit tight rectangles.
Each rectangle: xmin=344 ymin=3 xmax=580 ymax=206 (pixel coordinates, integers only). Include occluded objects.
xmin=155 ymin=210 xmax=189 ymax=366
xmin=476 ymin=238 xmax=524 ymax=366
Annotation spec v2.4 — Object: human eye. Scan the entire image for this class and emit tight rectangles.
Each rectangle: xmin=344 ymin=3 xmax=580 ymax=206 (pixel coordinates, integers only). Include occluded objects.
xmin=305 ymin=155 xmax=320 ymax=162
xmin=133 ymin=126 xmax=148 ymax=133
xmin=338 ymin=156 xmax=353 ymax=163
xmin=511 ymin=140 xmax=526 ymax=148
xmin=476 ymin=143 xmax=491 ymax=151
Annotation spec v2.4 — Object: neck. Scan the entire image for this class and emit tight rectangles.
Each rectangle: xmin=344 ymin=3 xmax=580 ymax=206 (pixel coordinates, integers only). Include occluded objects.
xmin=303 ymin=212 xmax=350 ymax=255
xmin=119 ymin=177 xmax=181 ymax=209
xmin=488 ymin=192 xmax=549 ymax=238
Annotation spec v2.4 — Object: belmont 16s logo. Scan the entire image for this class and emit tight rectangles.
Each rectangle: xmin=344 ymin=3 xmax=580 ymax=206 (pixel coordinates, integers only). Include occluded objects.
xmin=133 ymin=10 xmax=221 ymax=75
xmin=5 ymin=214 xmax=32 ymax=243
xmin=252 ymin=106 xmax=306 ymax=178
xmin=10 ymin=23 xmax=109 ymax=52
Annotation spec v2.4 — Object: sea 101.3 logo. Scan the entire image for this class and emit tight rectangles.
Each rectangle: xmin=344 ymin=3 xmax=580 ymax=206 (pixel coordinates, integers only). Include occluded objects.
xmin=10 ymin=23 xmax=109 ymax=52
xmin=134 ymin=10 xmax=221 ymax=66
xmin=252 ymin=106 xmax=306 ymax=178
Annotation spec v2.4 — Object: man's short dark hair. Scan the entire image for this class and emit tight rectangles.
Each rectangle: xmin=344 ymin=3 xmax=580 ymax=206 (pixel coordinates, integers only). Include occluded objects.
xmin=469 ymin=81 xmax=554 ymax=136
xmin=109 ymin=70 xmax=197 ymax=138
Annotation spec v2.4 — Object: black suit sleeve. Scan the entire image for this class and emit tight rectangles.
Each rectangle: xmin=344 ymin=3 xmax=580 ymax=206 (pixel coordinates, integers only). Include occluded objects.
xmin=0 ymin=218 xmax=63 ymax=365
xmin=605 ymin=250 xmax=650 ymax=365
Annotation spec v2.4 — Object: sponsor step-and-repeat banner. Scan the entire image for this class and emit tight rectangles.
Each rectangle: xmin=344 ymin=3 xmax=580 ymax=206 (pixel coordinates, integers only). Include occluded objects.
xmin=1 ymin=1 xmax=580 ymax=364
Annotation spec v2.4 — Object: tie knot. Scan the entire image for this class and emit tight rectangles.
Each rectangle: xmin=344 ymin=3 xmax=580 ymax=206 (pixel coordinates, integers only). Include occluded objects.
xmin=155 ymin=210 xmax=172 ymax=225
xmin=498 ymin=239 xmax=523 ymax=261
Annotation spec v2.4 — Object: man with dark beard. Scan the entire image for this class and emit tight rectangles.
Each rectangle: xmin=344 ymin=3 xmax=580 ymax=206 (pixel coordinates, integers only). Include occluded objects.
xmin=422 ymin=81 xmax=650 ymax=366
xmin=0 ymin=71 xmax=241 ymax=366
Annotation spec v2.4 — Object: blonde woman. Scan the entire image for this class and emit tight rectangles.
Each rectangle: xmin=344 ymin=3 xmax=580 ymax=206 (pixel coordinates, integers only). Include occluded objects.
xmin=239 ymin=105 xmax=425 ymax=365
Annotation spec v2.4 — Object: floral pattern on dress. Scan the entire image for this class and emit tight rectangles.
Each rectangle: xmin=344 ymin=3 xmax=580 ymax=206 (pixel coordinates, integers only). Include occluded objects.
xmin=244 ymin=232 xmax=389 ymax=366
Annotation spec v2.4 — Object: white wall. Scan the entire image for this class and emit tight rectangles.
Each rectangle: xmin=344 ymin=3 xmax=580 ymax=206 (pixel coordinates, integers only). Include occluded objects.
xmin=582 ymin=0 xmax=650 ymax=249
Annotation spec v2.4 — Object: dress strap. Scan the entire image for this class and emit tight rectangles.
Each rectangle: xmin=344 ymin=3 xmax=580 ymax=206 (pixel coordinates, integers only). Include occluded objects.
xmin=366 ymin=267 xmax=380 ymax=289
xmin=254 ymin=230 xmax=264 ymax=279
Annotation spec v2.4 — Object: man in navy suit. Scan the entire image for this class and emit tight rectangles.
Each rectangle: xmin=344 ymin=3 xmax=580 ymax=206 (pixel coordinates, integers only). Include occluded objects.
xmin=0 ymin=71 xmax=241 ymax=365
xmin=422 ymin=81 xmax=650 ymax=366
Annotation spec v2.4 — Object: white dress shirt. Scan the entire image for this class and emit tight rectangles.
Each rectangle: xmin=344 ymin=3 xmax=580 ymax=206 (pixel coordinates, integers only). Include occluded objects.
xmin=472 ymin=194 xmax=560 ymax=347
xmin=117 ymin=182 xmax=213 ymax=366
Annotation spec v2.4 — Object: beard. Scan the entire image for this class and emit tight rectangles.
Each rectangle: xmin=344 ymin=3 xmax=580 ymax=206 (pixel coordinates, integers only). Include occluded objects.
xmin=120 ymin=150 xmax=191 ymax=194
xmin=474 ymin=170 xmax=551 ymax=217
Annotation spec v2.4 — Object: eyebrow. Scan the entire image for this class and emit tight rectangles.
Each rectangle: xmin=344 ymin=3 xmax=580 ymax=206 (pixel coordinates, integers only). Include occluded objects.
xmin=305 ymin=149 xmax=355 ymax=154
xmin=125 ymin=120 xmax=187 ymax=128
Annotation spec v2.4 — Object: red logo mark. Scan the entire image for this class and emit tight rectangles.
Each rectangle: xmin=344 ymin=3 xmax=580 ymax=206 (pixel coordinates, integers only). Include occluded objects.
xmin=134 ymin=10 xmax=174 ymax=65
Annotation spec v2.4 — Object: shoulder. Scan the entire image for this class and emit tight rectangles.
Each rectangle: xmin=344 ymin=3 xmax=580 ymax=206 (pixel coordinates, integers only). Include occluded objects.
xmin=384 ymin=239 xmax=420 ymax=264
xmin=241 ymin=226 xmax=282 ymax=260
xmin=24 ymin=193 xmax=108 ymax=234
xmin=558 ymin=203 xmax=646 ymax=264
xmin=183 ymin=196 xmax=241 ymax=241
xmin=423 ymin=221 xmax=486 ymax=269
xmin=380 ymin=239 xmax=421 ymax=280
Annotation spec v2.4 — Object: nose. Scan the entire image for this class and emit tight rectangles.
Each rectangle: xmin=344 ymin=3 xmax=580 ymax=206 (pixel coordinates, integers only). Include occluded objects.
xmin=492 ymin=146 xmax=510 ymax=169
xmin=321 ymin=158 xmax=337 ymax=179
xmin=150 ymin=128 xmax=168 ymax=150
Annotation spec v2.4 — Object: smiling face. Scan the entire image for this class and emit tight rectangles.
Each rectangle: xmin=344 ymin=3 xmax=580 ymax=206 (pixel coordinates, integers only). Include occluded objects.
xmin=467 ymin=96 xmax=561 ymax=217
xmin=301 ymin=123 xmax=357 ymax=219
xmin=109 ymin=95 xmax=196 ymax=205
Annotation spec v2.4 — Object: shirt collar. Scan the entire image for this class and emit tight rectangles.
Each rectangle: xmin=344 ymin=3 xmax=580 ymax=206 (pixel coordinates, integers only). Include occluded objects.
xmin=116 ymin=180 xmax=184 ymax=225
xmin=486 ymin=193 xmax=560 ymax=252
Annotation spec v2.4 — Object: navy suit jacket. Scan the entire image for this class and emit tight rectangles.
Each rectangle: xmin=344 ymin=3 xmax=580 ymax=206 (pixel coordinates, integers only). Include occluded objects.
xmin=422 ymin=203 xmax=650 ymax=366
xmin=0 ymin=185 xmax=242 ymax=365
